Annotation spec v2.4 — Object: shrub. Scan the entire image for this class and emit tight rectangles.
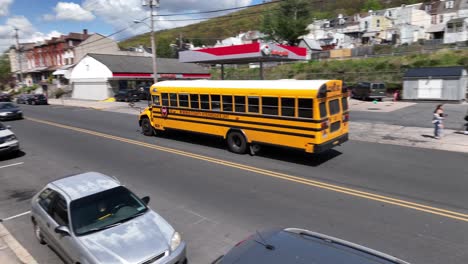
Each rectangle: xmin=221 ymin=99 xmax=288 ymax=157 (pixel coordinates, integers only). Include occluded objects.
xmin=54 ymin=88 xmax=65 ymax=98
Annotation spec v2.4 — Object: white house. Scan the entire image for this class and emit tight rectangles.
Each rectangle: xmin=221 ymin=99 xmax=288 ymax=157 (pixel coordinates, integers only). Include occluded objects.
xmin=305 ymin=17 xmax=359 ymax=49
xmin=444 ymin=17 xmax=468 ymax=43
xmin=298 ymin=38 xmax=322 ymax=60
xmin=70 ymin=53 xmax=210 ymax=100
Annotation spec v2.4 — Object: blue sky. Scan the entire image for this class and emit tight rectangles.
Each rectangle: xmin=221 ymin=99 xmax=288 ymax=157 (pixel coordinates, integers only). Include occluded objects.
xmin=0 ymin=0 xmax=263 ymax=51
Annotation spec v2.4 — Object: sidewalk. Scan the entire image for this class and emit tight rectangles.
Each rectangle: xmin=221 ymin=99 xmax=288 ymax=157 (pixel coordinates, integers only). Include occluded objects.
xmin=350 ymin=122 xmax=468 ymax=153
xmin=0 ymin=223 xmax=37 ymax=264
xmin=47 ymin=98 xmax=468 ymax=153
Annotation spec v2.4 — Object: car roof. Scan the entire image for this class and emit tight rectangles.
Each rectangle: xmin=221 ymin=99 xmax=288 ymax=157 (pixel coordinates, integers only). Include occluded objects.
xmin=50 ymin=172 xmax=120 ymax=201
xmin=221 ymin=228 xmax=408 ymax=264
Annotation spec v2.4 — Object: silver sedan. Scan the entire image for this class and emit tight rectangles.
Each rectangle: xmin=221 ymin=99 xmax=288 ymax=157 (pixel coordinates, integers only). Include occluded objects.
xmin=30 ymin=172 xmax=187 ymax=264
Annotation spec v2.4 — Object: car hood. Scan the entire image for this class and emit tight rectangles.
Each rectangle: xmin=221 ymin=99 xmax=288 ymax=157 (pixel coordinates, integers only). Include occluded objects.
xmin=78 ymin=210 xmax=175 ymax=264
xmin=0 ymin=129 xmax=14 ymax=137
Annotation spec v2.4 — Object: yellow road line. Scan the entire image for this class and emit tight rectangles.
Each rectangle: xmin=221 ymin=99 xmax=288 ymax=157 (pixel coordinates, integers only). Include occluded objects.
xmin=27 ymin=117 xmax=468 ymax=222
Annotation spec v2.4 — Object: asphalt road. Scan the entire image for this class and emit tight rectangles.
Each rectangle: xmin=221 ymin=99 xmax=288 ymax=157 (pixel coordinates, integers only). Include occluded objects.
xmin=0 ymin=104 xmax=467 ymax=264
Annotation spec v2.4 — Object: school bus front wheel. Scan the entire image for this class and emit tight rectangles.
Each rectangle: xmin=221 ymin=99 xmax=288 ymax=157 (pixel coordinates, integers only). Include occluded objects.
xmin=140 ymin=117 xmax=154 ymax=136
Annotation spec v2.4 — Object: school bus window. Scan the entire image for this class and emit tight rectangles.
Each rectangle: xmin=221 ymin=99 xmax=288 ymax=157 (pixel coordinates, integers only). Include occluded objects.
xmin=342 ymin=97 xmax=348 ymax=111
xmin=329 ymin=99 xmax=340 ymax=115
xmin=169 ymin=93 xmax=178 ymax=107
xmin=319 ymin=102 xmax=327 ymax=118
xmin=190 ymin=94 xmax=200 ymax=109
xmin=152 ymin=95 xmax=160 ymax=106
xmin=179 ymin=94 xmax=189 ymax=108
xmin=162 ymin=93 xmax=169 ymax=106
xmin=235 ymin=96 xmax=246 ymax=113
xmin=200 ymin=94 xmax=210 ymax=110
xmin=211 ymin=95 xmax=221 ymax=111
xmin=281 ymin=98 xmax=295 ymax=117
xmin=298 ymin=99 xmax=313 ymax=118
xmin=262 ymin=97 xmax=279 ymax=116
xmin=222 ymin=95 xmax=233 ymax=112
xmin=248 ymin=96 xmax=259 ymax=113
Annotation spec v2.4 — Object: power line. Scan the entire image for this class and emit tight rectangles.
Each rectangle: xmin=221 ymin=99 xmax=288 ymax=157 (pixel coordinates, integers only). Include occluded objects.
xmin=155 ymin=0 xmax=278 ymax=17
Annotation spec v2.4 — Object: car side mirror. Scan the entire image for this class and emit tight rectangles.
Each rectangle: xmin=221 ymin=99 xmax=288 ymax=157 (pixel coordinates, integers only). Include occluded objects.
xmin=141 ymin=196 xmax=150 ymax=205
xmin=55 ymin=226 xmax=71 ymax=236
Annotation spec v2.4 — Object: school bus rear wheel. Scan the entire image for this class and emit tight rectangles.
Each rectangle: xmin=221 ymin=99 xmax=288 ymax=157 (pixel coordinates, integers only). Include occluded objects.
xmin=227 ymin=131 xmax=247 ymax=154
xmin=141 ymin=118 xmax=154 ymax=136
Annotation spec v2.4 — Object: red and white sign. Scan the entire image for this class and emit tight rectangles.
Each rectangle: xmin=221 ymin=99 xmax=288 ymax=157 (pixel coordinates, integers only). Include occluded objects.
xmin=179 ymin=42 xmax=306 ymax=64
xmin=161 ymin=106 xmax=168 ymax=118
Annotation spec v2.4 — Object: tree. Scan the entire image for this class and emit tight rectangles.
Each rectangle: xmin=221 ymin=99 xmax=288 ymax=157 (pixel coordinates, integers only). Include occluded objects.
xmin=156 ymin=37 xmax=175 ymax=58
xmin=361 ymin=0 xmax=382 ymax=12
xmin=0 ymin=53 xmax=14 ymax=91
xmin=261 ymin=0 xmax=311 ymax=46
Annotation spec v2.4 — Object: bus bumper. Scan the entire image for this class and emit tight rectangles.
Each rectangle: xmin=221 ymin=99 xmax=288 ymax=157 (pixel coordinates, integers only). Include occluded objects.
xmin=314 ymin=133 xmax=348 ymax=153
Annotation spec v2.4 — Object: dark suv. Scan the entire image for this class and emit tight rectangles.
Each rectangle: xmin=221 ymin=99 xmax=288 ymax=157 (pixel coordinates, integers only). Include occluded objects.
xmin=213 ymin=228 xmax=409 ymax=264
xmin=0 ymin=93 xmax=11 ymax=102
xmin=115 ymin=90 xmax=140 ymax=102
xmin=351 ymin=82 xmax=386 ymax=101
xmin=17 ymin=94 xmax=47 ymax=105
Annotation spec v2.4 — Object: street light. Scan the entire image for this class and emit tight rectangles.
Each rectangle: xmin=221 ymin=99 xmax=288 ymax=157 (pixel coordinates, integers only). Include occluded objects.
xmin=134 ymin=17 xmax=157 ymax=84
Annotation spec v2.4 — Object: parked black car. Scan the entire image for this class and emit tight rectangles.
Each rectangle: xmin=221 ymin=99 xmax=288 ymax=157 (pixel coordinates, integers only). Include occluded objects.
xmin=17 ymin=94 xmax=47 ymax=105
xmin=115 ymin=90 xmax=140 ymax=102
xmin=0 ymin=93 xmax=11 ymax=102
xmin=213 ymin=228 xmax=409 ymax=264
xmin=16 ymin=94 xmax=32 ymax=104
xmin=0 ymin=102 xmax=23 ymax=121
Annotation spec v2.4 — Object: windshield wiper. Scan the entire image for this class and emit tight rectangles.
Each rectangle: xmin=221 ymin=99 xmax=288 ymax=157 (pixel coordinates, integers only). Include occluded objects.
xmin=83 ymin=222 xmax=123 ymax=235
xmin=116 ymin=210 xmax=147 ymax=224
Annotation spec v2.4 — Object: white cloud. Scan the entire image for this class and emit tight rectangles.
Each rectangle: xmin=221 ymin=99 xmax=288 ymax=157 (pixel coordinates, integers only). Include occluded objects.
xmin=0 ymin=16 xmax=62 ymax=52
xmin=0 ymin=0 xmax=13 ymax=17
xmin=83 ymin=0 xmax=253 ymax=39
xmin=28 ymin=30 xmax=62 ymax=43
xmin=43 ymin=2 xmax=95 ymax=22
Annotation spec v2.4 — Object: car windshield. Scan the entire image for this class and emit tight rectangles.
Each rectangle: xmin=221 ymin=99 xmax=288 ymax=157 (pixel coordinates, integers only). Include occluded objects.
xmin=70 ymin=186 xmax=148 ymax=236
xmin=0 ymin=103 xmax=16 ymax=109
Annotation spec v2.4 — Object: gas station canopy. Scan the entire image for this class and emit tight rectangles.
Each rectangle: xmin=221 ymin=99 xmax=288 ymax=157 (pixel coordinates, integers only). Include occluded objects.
xmin=179 ymin=42 xmax=307 ymax=64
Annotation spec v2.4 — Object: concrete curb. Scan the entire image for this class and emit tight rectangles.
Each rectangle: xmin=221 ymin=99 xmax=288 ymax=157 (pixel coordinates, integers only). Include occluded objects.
xmin=0 ymin=223 xmax=37 ymax=264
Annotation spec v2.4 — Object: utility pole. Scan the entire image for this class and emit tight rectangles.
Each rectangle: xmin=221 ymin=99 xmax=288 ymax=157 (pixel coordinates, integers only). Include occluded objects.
xmin=179 ymin=32 xmax=183 ymax=50
xmin=14 ymin=28 xmax=24 ymax=86
xmin=143 ymin=0 xmax=159 ymax=84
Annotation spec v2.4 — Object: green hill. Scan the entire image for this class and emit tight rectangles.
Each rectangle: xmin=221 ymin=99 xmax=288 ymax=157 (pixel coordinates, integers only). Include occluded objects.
xmin=119 ymin=0 xmax=421 ymax=53
xmin=212 ymin=49 xmax=468 ymax=88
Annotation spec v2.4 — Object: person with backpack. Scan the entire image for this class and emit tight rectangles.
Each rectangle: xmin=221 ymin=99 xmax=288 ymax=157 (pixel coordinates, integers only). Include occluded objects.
xmin=432 ymin=104 xmax=445 ymax=139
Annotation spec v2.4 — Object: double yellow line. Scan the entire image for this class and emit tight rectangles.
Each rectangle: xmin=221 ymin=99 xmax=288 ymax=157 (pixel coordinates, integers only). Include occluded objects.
xmin=27 ymin=117 xmax=468 ymax=222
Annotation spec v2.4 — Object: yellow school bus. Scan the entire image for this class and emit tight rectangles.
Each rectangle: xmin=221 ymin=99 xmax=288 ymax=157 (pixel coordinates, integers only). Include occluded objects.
xmin=138 ymin=80 xmax=349 ymax=154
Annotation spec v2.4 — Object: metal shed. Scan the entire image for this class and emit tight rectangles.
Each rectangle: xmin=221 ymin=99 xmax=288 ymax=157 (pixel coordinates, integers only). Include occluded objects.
xmin=403 ymin=66 xmax=467 ymax=101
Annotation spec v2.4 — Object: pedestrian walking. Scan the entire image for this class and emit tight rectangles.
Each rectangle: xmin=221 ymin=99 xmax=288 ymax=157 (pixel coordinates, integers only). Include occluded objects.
xmin=432 ymin=104 xmax=445 ymax=139
xmin=464 ymin=108 xmax=468 ymax=135
xmin=393 ymin=90 xmax=399 ymax=102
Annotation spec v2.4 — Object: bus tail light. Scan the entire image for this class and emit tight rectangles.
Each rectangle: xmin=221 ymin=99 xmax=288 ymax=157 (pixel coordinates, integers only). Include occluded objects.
xmin=321 ymin=121 xmax=329 ymax=137
xmin=343 ymin=113 xmax=349 ymax=122
xmin=321 ymin=121 xmax=329 ymax=130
